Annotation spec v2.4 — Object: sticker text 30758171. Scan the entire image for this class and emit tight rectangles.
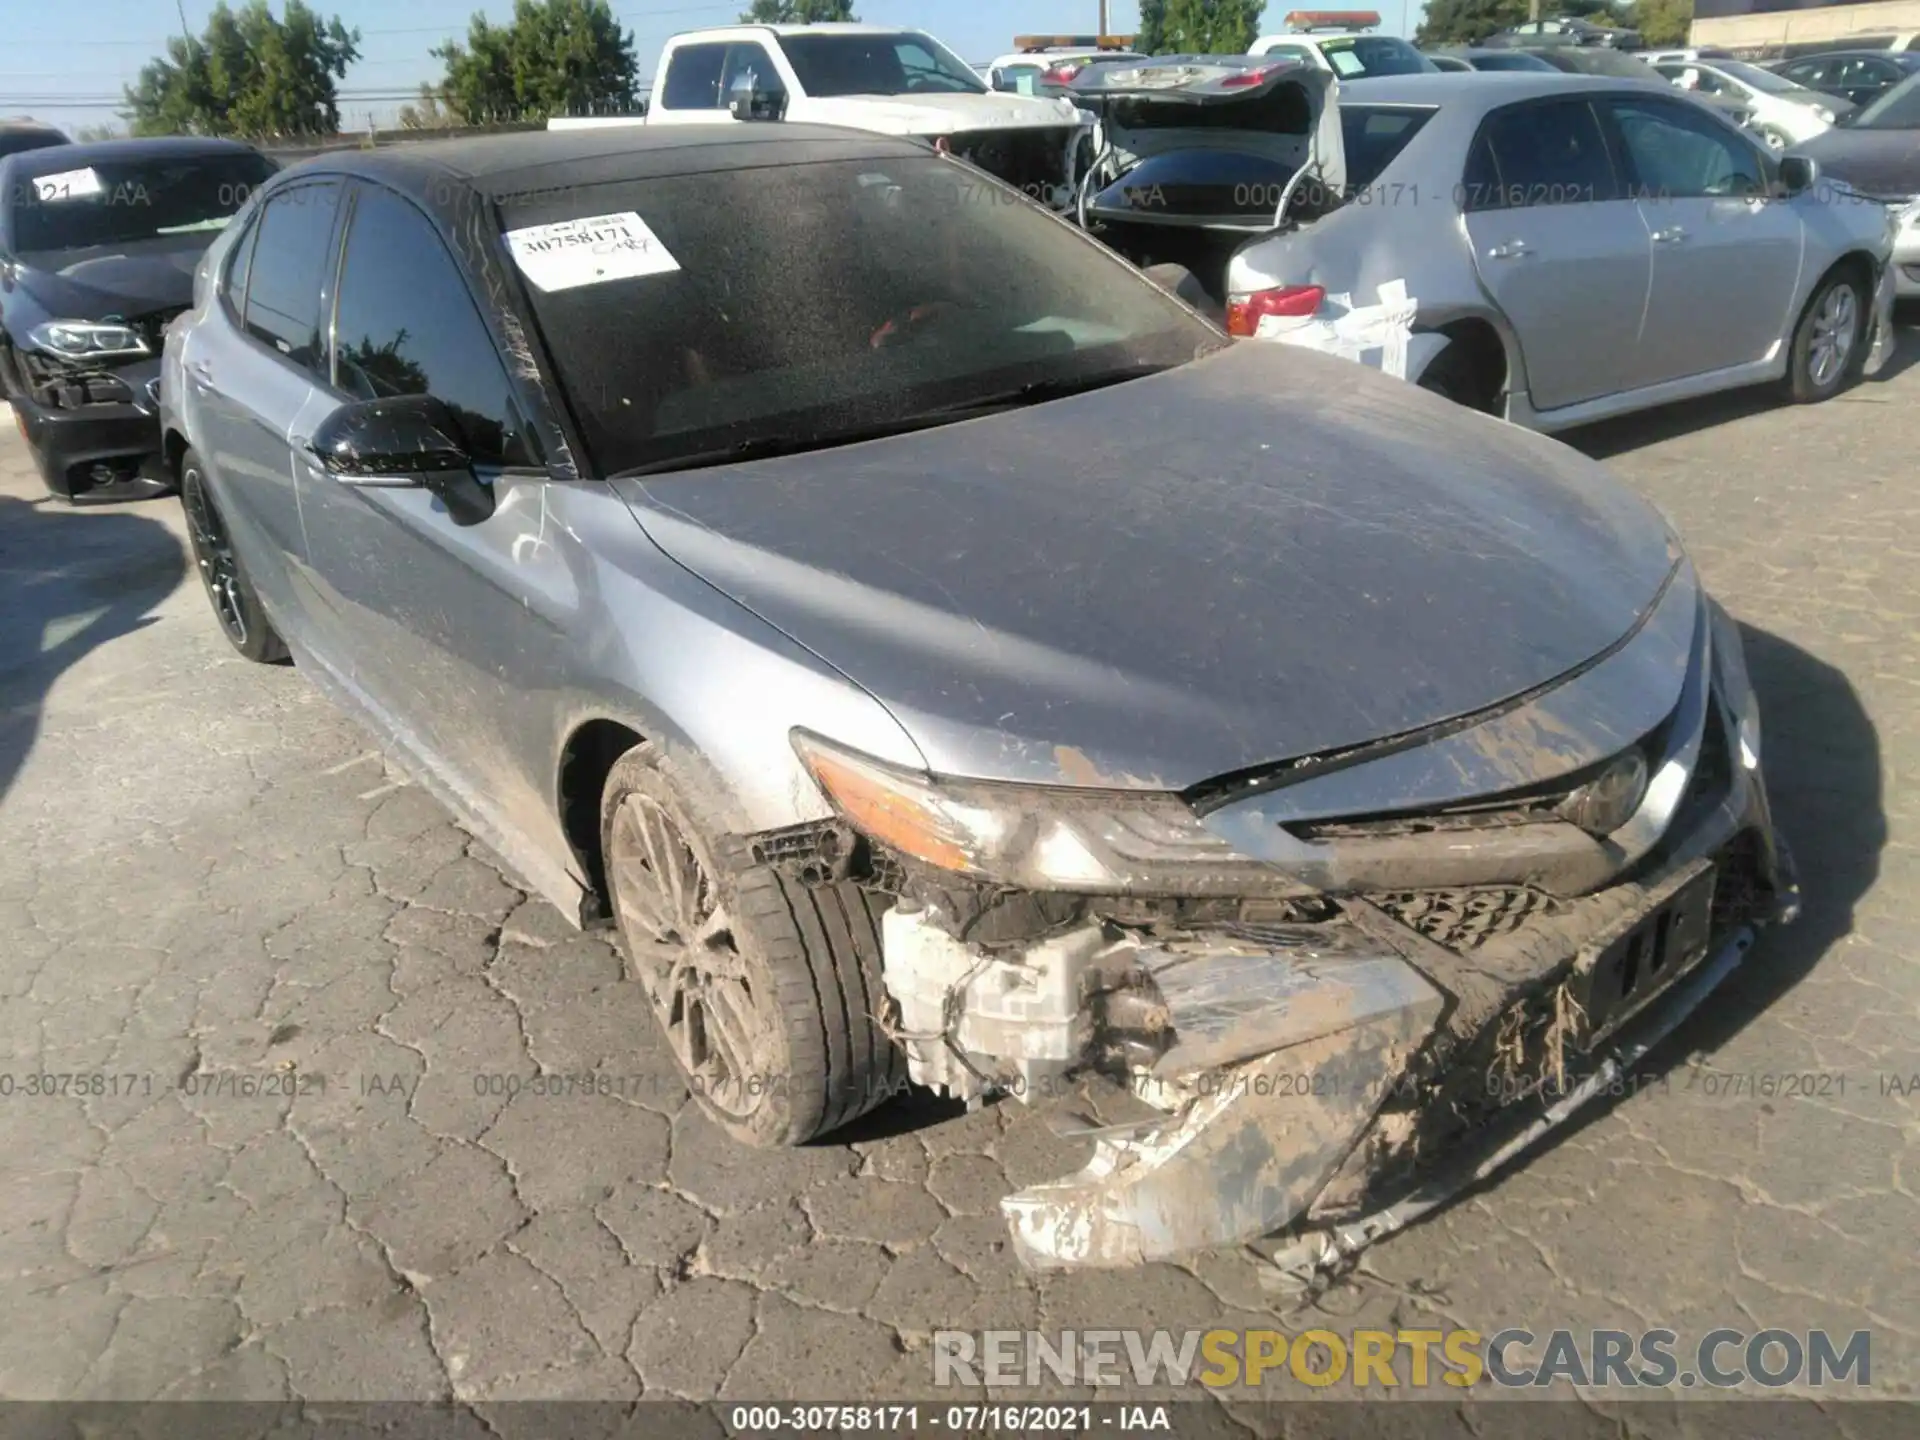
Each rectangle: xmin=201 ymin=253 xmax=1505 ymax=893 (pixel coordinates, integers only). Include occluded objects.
xmin=503 ymin=211 xmax=681 ymax=292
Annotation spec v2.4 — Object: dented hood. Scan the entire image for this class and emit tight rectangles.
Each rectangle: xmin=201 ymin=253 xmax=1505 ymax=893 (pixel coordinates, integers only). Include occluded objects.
xmin=614 ymin=341 xmax=1678 ymax=791
xmin=803 ymin=91 xmax=1085 ymax=136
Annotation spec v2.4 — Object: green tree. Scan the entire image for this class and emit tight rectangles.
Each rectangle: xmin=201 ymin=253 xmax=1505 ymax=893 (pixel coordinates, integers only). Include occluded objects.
xmin=434 ymin=0 xmax=640 ymax=124
xmin=1415 ymin=0 xmax=1527 ymax=46
xmin=739 ymin=0 xmax=858 ymax=19
xmin=397 ymin=85 xmax=461 ymax=129
xmin=1629 ymin=0 xmax=1693 ymax=45
xmin=124 ymin=1 xmax=360 ymax=138
xmin=1136 ymin=0 xmax=1171 ymax=54
xmin=1159 ymin=0 xmax=1266 ymax=53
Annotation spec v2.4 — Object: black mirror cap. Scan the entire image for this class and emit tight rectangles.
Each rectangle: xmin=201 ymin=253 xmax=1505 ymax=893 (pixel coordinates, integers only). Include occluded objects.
xmin=1778 ymin=154 xmax=1818 ymax=193
xmin=311 ymin=394 xmax=472 ymax=478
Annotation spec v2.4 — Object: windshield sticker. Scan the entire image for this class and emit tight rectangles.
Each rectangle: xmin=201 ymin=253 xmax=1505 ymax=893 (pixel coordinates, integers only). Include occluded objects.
xmin=504 ymin=211 xmax=680 ymax=291
xmin=33 ymin=168 xmax=104 ymax=203
xmin=1327 ymin=50 xmax=1366 ymax=78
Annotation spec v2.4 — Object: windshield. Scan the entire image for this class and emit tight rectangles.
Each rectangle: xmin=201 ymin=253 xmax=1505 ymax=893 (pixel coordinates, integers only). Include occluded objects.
xmin=1318 ymin=36 xmax=1437 ymax=78
xmin=778 ymin=32 xmax=988 ymax=96
xmin=1847 ymin=72 xmax=1920 ymax=129
xmin=1469 ymin=51 xmax=1556 ymax=71
xmin=502 ymin=156 xmax=1222 ymax=478
xmin=1551 ymin=48 xmax=1655 ymax=78
xmin=9 ymin=151 xmax=275 ymax=255
xmin=1715 ymin=60 xmax=1799 ymax=93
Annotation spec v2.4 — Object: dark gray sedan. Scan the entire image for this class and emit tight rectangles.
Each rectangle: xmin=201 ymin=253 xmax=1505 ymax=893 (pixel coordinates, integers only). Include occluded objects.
xmin=161 ymin=126 xmax=1795 ymax=1275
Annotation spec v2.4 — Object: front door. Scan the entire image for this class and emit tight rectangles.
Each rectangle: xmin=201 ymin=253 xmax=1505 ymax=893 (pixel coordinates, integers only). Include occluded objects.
xmin=292 ymin=179 xmax=567 ymax=854
xmin=1605 ymin=95 xmax=1803 ymax=385
xmin=1462 ymin=97 xmax=1653 ymax=412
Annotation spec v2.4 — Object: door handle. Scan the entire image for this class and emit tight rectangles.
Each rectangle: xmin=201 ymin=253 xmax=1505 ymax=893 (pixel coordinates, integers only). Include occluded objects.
xmin=1651 ymin=226 xmax=1689 ymax=244
xmin=1485 ymin=240 xmax=1532 ymax=260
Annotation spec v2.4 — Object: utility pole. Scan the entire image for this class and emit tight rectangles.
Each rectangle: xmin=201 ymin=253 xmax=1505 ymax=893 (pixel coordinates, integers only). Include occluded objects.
xmin=1099 ymin=0 xmax=1109 ymax=38
xmin=176 ymin=0 xmax=194 ymax=46
xmin=1529 ymin=0 xmax=1541 ymax=18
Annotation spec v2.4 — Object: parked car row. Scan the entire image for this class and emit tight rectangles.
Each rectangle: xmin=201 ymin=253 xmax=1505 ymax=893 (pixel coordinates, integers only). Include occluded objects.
xmin=144 ymin=115 xmax=1803 ymax=1276
xmin=1064 ymin=58 xmax=1900 ymax=429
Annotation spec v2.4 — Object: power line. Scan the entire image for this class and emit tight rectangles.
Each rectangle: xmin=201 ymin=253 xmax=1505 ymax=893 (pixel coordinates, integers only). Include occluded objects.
xmin=5 ymin=2 xmax=736 ymax=48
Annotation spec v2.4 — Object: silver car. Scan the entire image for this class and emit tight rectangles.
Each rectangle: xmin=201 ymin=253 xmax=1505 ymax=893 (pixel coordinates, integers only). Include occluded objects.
xmin=162 ymin=125 xmax=1794 ymax=1275
xmin=1228 ymin=73 xmax=1898 ymax=430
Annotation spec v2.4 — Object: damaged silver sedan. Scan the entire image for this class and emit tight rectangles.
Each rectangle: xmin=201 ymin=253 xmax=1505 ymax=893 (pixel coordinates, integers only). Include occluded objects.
xmin=163 ymin=123 xmax=1795 ymax=1278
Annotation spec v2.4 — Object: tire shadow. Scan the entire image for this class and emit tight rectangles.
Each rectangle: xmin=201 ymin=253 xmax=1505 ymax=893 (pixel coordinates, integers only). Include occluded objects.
xmin=1566 ymin=298 xmax=1920 ymax=462
xmin=0 ymin=493 xmax=187 ymax=805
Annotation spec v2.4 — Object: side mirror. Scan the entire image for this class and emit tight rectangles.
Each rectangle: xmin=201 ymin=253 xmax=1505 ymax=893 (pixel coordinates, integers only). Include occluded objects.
xmin=308 ymin=394 xmax=496 ymax=526
xmin=1778 ymin=154 xmax=1818 ymax=194
xmin=728 ymin=73 xmax=785 ymax=122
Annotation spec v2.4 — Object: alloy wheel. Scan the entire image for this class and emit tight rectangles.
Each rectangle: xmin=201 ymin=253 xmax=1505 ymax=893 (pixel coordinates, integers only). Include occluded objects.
xmin=1807 ymin=282 xmax=1858 ymax=389
xmin=608 ymin=792 xmax=768 ymax=1118
xmin=183 ymin=469 xmax=249 ymax=647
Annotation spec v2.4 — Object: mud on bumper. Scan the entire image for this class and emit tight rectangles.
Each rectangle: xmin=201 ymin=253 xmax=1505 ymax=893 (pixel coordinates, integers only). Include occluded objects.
xmin=787 ymin=670 xmax=1796 ymax=1272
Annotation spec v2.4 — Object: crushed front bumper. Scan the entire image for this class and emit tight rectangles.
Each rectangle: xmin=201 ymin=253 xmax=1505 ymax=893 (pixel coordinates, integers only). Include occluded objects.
xmin=6 ymin=352 xmax=170 ymax=501
xmin=860 ymin=601 xmax=1795 ymax=1273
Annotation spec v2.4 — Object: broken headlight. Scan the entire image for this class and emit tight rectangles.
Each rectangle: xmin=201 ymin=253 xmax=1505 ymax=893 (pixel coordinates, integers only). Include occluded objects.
xmin=791 ymin=729 xmax=1264 ymax=893
xmin=28 ymin=320 xmax=150 ymax=361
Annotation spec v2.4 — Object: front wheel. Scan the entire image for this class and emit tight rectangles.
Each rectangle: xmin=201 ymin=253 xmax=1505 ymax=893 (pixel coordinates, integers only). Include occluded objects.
xmin=600 ymin=744 xmax=904 ymax=1146
xmin=180 ymin=451 xmax=289 ymax=664
xmin=1783 ymin=267 xmax=1868 ymax=404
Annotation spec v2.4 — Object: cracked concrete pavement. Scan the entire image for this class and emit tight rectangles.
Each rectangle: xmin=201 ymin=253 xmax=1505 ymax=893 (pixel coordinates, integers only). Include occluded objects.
xmin=1 ymin=336 xmax=1917 ymax=1411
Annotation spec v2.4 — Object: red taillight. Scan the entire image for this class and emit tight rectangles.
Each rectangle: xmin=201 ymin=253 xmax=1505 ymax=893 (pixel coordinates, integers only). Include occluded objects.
xmin=1225 ymin=285 xmax=1325 ymax=336
xmin=1221 ymin=65 xmax=1278 ymax=88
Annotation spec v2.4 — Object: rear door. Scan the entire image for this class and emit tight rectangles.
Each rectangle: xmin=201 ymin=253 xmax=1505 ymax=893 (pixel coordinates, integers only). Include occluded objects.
xmin=1462 ymin=96 xmax=1651 ymax=411
xmin=184 ymin=177 xmax=343 ymax=629
xmin=1603 ymin=93 xmax=1801 ymax=385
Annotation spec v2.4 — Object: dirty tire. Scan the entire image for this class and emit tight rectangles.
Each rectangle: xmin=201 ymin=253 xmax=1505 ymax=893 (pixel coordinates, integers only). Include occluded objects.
xmin=599 ymin=743 xmax=904 ymax=1146
xmin=1416 ymin=345 xmax=1485 ymax=410
xmin=180 ymin=450 xmax=290 ymax=664
xmin=1784 ymin=265 xmax=1868 ymax=404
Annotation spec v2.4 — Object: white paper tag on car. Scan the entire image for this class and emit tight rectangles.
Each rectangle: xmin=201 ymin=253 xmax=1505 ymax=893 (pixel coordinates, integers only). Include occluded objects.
xmin=504 ymin=212 xmax=680 ymax=291
xmin=34 ymin=168 xmax=104 ymax=202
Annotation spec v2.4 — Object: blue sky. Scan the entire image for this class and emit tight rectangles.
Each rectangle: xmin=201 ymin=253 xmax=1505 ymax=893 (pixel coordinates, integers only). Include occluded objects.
xmin=0 ymin=0 xmax=1429 ymax=133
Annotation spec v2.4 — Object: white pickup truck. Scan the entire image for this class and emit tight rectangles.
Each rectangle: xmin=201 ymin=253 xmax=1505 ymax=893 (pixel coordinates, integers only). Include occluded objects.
xmin=601 ymin=23 xmax=1092 ymax=210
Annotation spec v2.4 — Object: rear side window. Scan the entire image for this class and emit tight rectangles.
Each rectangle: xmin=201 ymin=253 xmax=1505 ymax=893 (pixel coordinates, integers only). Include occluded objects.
xmin=1462 ymin=99 xmax=1620 ymax=211
xmin=243 ymin=180 xmax=341 ymax=374
xmin=661 ymin=42 xmax=728 ymax=108
xmin=1338 ymin=105 xmax=1435 ymax=190
xmin=330 ymin=183 xmax=536 ymax=467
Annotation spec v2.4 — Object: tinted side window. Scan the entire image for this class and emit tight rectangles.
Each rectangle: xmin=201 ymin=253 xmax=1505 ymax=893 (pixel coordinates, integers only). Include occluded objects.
xmin=244 ymin=181 xmax=341 ymax=373
xmin=330 ymin=184 xmax=535 ymax=468
xmin=662 ymin=43 xmax=729 ymax=108
xmin=223 ymin=211 xmax=260 ymax=318
xmin=1464 ymin=100 xmax=1619 ymax=210
xmin=1608 ymin=97 xmax=1765 ymax=199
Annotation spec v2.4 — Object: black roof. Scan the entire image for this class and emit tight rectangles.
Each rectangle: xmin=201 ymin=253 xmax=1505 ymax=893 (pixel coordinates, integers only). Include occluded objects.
xmin=275 ymin=123 xmax=928 ymax=203
xmin=0 ymin=135 xmax=265 ymax=176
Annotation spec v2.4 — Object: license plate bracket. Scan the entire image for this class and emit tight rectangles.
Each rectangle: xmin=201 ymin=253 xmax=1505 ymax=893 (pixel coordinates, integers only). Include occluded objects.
xmin=1574 ymin=864 xmax=1716 ymax=1046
